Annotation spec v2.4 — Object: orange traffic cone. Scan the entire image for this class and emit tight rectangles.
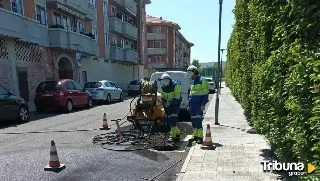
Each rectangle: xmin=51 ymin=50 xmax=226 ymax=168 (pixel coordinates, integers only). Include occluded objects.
xmin=44 ymin=140 xmax=66 ymax=172
xmin=203 ymin=124 xmax=213 ymax=147
xmin=99 ymin=113 xmax=110 ymax=130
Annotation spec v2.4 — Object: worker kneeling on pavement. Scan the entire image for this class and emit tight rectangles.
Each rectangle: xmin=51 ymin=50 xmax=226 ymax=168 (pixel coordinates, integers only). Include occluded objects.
xmin=187 ymin=65 xmax=209 ymax=144
xmin=159 ymin=73 xmax=182 ymax=142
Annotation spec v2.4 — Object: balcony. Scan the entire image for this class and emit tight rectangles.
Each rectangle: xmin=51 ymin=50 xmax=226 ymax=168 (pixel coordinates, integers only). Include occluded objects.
xmin=147 ymin=33 xmax=166 ymax=40
xmin=109 ymin=17 xmax=137 ymax=40
xmin=48 ymin=27 xmax=98 ymax=56
xmin=113 ymin=0 xmax=137 ymax=15
xmin=123 ymin=49 xmax=138 ymax=64
xmin=46 ymin=0 xmax=95 ymax=20
xmin=110 ymin=46 xmax=124 ymax=61
xmin=123 ymin=23 xmax=137 ymax=40
xmin=147 ymin=48 xmax=167 ymax=55
xmin=148 ymin=62 xmax=167 ymax=69
xmin=0 ymin=3 xmax=48 ymax=46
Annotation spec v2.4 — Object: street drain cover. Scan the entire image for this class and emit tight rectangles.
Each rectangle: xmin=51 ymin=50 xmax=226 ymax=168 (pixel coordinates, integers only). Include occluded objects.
xmin=152 ymin=145 xmax=179 ymax=151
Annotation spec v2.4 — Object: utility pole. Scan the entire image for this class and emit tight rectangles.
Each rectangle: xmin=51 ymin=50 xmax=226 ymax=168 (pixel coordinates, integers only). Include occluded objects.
xmin=214 ymin=0 xmax=223 ymax=125
xmin=219 ymin=48 xmax=225 ymax=93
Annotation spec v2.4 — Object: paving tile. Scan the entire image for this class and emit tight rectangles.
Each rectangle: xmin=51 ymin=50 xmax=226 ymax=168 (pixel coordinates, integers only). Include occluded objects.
xmin=178 ymin=83 xmax=280 ymax=181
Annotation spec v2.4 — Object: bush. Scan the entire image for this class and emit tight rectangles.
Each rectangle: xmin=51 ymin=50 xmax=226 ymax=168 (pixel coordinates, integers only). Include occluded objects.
xmin=225 ymin=0 xmax=320 ymax=180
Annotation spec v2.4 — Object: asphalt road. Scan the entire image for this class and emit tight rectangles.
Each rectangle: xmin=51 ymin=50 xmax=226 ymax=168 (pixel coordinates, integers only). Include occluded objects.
xmin=0 ymin=94 xmax=213 ymax=181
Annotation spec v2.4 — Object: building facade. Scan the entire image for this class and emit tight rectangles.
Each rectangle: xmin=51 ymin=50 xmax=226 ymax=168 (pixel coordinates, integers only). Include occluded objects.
xmin=0 ymin=0 xmax=150 ymax=111
xmin=145 ymin=15 xmax=193 ymax=74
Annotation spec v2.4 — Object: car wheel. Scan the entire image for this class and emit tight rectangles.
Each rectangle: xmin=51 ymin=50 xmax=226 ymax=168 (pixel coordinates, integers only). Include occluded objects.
xmin=119 ymin=93 xmax=123 ymax=102
xmin=65 ymin=100 xmax=73 ymax=112
xmin=87 ymin=98 xmax=93 ymax=108
xmin=105 ymin=94 xmax=111 ymax=104
xmin=18 ymin=106 xmax=29 ymax=122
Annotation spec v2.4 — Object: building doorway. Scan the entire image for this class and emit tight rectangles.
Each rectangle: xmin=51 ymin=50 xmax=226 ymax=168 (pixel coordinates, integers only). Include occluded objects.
xmin=58 ymin=57 xmax=73 ymax=79
xmin=17 ymin=71 xmax=29 ymax=102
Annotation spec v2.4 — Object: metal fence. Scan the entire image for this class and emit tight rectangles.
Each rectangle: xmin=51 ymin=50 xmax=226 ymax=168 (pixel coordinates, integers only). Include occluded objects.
xmin=201 ymin=67 xmax=217 ymax=80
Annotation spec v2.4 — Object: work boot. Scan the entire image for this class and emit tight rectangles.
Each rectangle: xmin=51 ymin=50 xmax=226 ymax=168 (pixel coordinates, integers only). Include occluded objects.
xmin=192 ymin=129 xmax=198 ymax=142
xmin=196 ymin=129 xmax=204 ymax=144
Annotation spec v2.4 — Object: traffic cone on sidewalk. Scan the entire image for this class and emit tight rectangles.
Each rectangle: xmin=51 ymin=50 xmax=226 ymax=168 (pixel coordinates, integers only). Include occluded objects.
xmin=44 ymin=140 xmax=66 ymax=172
xmin=99 ymin=113 xmax=110 ymax=130
xmin=203 ymin=124 xmax=213 ymax=147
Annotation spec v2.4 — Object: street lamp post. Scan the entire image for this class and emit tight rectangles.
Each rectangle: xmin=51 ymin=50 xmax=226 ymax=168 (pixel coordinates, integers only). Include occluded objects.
xmin=219 ymin=48 xmax=225 ymax=93
xmin=214 ymin=0 xmax=223 ymax=125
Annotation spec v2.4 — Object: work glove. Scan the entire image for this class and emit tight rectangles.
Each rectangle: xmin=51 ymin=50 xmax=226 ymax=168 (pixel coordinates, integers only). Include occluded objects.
xmin=201 ymin=106 xmax=205 ymax=111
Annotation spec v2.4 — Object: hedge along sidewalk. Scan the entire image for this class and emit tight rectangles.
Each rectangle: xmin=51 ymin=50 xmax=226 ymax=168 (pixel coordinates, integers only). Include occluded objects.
xmin=176 ymin=82 xmax=285 ymax=181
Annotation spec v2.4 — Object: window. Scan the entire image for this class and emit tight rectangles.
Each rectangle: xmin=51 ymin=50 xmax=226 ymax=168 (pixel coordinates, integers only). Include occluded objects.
xmin=77 ymin=21 xmax=84 ymax=33
xmin=88 ymin=0 xmax=96 ymax=9
xmin=131 ymin=42 xmax=134 ymax=49
xmin=62 ymin=16 xmax=72 ymax=31
xmin=105 ymin=32 xmax=109 ymax=45
xmin=124 ymin=15 xmax=128 ymax=22
xmin=125 ymin=40 xmax=129 ymax=48
xmin=66 ymin=81 xmax=75 ymax=90
xmin=92 ymin=27 xmax=98 ymax=40
xmin=153 ymin=41 xmax=161 ymax=48
xmin=105 ymin=82 xmax=112 ymax=87
xmin=72 ymin=81 xmax=83 ymax=90
xmin=84 ymin=82 xmax=102 ymax=88
xmin=112 ymin=36 xmax=117 ymax=46
xmin=36 ymin=5 xmax=46 ymax=25
xmin=103 ymin=0 xmax=108 ymax=15
xmin=0 ymin=86 xmax=8 ymax=95
xmin=142 ymin=22 xmax=144 ymax=32
xmin=109 ymin=82 xmax=117 ymax=88
xmin=121 ymin=39 xmax=125 ymax=48
xmin=111 ymin=6 xmax=116 ymax=16
xmin=52 ymin=12 xmax=61 ymax=25
xmin=153 ymin=26 xmax=161 ymax=33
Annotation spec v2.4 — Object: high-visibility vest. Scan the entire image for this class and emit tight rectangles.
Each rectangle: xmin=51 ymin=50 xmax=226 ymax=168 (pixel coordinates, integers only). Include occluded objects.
xmin=159 ymin=80 xmax=181 ymax=104
xmin=190 ymin=76 xmax=209 ymax=96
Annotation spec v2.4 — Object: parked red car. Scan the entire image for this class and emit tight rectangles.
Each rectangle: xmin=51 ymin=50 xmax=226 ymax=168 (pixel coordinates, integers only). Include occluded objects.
xmin=34 ymin=79 xmax=93 ymax=112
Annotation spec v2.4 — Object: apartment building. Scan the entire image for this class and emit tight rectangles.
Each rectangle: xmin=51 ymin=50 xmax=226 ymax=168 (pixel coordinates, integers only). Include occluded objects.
xmin=0 ymin=0 xmax=150 ymax=110
xmin=145 ymin=15 xmax=193 ymax=74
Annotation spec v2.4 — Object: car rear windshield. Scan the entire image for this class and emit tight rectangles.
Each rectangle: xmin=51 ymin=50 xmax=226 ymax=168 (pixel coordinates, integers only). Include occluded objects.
xmin=129 ymin=80 xmax=140 ymax=85
xmin=37 ymin=81 xmax=61 ymax=92
xmin=84 ymin=82 xmax=102 ymax=88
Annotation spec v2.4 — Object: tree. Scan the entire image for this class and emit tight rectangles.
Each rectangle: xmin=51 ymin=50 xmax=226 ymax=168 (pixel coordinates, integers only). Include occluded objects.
xmin=191 ymin=59 xmax=201 ymax=69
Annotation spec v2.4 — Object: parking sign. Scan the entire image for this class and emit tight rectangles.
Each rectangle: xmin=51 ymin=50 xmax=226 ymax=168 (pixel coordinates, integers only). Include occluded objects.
xmin=76 ymin=53 xmax=81 ymax=68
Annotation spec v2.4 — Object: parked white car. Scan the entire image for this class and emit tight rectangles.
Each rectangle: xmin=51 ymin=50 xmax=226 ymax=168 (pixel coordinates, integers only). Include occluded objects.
xmin=204 ymin=77 xmax=216 ymax=93
xmin=84 ymin=80 xmax=123 ymax=104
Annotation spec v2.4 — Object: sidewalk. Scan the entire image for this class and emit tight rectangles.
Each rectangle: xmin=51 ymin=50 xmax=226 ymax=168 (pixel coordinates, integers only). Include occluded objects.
xmin=177 ymin=83 xmax=283 ymax=181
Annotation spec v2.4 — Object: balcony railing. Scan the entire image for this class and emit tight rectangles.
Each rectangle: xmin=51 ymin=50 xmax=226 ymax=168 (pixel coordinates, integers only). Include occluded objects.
xmin=48 ymin=24 xmax=98 ymax=56
xmin=110 ymin=43 xmax=138 ymax=63
xmin=148 ymin=62 xmax=167 ymax=69
xmin=147 ymin=48 xmax=167 ymax=55
xmin=147 ymin=33 xmax=166 ymax=40
xmin=0 ymin=2 xmax=48 ymax=46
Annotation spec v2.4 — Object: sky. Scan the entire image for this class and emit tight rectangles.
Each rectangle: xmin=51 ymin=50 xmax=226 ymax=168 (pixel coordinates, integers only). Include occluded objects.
xmin=146 ymin=0 xmax=235 ymax=63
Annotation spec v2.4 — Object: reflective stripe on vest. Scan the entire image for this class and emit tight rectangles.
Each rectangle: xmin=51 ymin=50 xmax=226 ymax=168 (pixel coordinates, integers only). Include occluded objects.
xmin=160 ymin=85 xmax=181 ymax=102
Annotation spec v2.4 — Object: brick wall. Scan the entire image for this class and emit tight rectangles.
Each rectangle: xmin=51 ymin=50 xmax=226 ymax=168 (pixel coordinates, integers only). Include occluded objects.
xmin=167 ymin=27 xmax=174 ymax=68
xmin=23 ymin=0 xmax=36 ymax=19
xmin=97 ymin=0 xmax=105 ymax=57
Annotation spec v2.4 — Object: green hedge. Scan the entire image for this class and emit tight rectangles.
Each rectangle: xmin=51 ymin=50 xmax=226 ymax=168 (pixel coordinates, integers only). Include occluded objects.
xmin=225 ymin=0 xmax=320 ymax=179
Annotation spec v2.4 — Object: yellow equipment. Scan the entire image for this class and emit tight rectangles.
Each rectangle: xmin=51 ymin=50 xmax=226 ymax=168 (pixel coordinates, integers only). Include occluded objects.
xmin=127 ymin=80 xmax=168 ymax=133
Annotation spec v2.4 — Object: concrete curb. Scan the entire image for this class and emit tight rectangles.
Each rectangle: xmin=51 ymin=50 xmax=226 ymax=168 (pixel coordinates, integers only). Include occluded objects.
xmin=176 ymin=144 xmax=196 ymax=181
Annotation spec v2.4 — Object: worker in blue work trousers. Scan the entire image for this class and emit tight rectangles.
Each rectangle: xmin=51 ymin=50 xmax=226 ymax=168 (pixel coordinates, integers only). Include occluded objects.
xmin=159 ymin=73 xmax=182 ymax=142
xmin=187 ymin=65 xmax=209 ymax=144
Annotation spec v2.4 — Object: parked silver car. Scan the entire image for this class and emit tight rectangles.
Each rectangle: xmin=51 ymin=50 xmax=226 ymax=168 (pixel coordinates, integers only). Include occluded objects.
xmin=127 ymin=80 xmax=140 ymax=96
xmin=84 ymin=80 xmax=123 ymax=104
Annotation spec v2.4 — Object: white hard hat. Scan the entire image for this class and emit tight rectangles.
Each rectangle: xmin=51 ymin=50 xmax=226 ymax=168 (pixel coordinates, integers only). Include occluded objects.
xmin=187 ymin=65 xmax=197 ymax=72
xmin=160 ymin=73 xmax=170 ymax=80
